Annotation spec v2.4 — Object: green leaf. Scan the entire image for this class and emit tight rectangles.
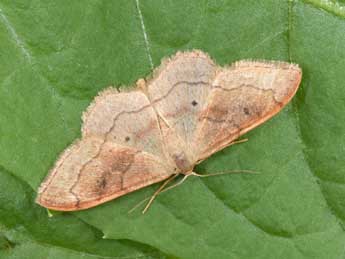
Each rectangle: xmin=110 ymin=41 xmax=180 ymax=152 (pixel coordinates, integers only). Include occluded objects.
xmin=1 ymin=0 xmax=345 ymax=258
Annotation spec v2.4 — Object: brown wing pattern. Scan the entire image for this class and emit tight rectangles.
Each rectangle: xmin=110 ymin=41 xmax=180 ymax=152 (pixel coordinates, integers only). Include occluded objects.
xmin=36 ymin=90 xmax=175 ymax=211
xmin=37 ymin=137 xmax=173 ymax=211
xmin=194 ymin=61 xmax=302 ymax=161
xmin=147 ymin=51 xmax=217 ymax=165
xmin=82 ymin=89 xmax=169 ymax=161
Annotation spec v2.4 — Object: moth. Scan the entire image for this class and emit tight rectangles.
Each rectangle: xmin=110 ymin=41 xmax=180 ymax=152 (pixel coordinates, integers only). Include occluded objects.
xmin=36 ymin=50 xmax=302 ymax=211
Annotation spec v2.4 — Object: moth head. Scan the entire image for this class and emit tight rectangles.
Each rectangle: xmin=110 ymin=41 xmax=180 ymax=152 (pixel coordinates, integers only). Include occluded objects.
xmin=172 ymin=152 xmax=194 ymax=174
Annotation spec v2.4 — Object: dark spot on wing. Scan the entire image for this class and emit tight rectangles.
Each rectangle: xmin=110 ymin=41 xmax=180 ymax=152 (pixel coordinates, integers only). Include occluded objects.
xmin=98 ymin=178 xmax=107 ymax=189
xmin=243 ymin=107 xmax=250 ymax=115
xmin=191 ymin=100 xmax=198 ymax=106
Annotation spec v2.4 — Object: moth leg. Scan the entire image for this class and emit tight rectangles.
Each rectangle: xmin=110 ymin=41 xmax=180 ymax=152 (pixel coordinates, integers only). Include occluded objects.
xmin=191 ymin=169 xmax=259 ymax=178
xmin=195 ymin=138 xmax=249 ymax=165
xmin=142 ymin=174 xmax=179 ymax=214
xmin=229 ymin=138 xmax=249 ymax=146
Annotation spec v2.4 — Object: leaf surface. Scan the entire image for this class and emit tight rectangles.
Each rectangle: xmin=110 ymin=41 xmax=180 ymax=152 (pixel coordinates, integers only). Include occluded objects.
xmin=1 ymin=0 xmax=345 ymax=258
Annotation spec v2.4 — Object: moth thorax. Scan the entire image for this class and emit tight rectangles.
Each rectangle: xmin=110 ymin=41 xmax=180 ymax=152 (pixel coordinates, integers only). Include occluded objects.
xmin=172 ymin=152 xmax=193 ymax=174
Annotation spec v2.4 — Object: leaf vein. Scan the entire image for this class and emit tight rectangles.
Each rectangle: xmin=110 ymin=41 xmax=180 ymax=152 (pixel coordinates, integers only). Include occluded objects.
xmin=135 ymin=0 xmax=154 ymax=70
xmin=0 ymin=5 xmax=32 ymax=63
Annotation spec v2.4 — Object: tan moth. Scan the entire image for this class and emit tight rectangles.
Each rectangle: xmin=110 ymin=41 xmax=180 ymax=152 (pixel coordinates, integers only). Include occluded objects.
xmin=36 ymin=50 xmax=302 ymax=211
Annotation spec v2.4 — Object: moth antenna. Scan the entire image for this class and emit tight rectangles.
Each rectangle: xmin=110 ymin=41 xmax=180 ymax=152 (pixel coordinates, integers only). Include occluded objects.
xmin=128 ymin=196 xmax=150 ymax=214
xmin=196 ymin=138 xmax=248 ymax=165
xmin=142 ymin=169 xmax=256 ymax=212
xmin=128 ymin=173 xmax=191 ymax=214
xmin=141 ymin=174 xmax=178 ymax=214
xmin=128 ymin=174 xmax=178 ymax=214
xmin=134 ymin=169 xmax=260 ymax=214
xmin=142 ymin=173 xmax=192 ymax=213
